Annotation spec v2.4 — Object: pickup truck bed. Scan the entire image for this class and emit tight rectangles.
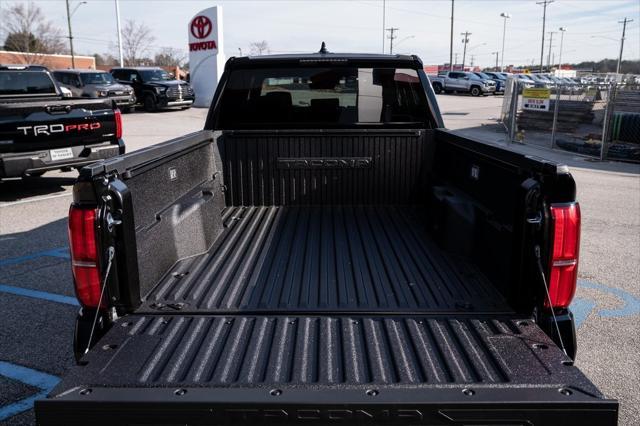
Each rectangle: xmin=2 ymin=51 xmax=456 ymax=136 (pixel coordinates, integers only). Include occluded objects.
xmin=38 ymin=130 xmax=617 ymax=425
xmin=143 ymin=205 xmax=510 ymax=314
xmin=36 ymin=54 xmax=618 ymax=425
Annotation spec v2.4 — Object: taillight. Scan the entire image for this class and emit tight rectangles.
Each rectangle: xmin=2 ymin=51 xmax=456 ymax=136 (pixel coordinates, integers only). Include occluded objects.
xmin=68 ymin=205 xmax=102 ymax=308
xmin=114 ymin=108 xmax=122 ymax=139
xmin=546 ymin=203 xmax=581 ymax=309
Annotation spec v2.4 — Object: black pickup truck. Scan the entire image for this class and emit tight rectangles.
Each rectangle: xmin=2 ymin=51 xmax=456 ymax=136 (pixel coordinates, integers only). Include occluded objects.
xmin=0 ymin=65 xmax=124 ymax=178
xmin=36 ymin=52 xmax=618 ymax=425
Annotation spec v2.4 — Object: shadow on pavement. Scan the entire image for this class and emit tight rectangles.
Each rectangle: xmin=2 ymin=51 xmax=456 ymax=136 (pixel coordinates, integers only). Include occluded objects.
xmin=0 ymin=217 xmax=68 ymax=262
xmin=0 ymin=176 xmax=76 ymax=203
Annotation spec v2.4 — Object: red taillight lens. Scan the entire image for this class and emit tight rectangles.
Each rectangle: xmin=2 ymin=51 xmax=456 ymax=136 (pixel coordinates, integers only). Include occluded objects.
xmin=114 ymin=108 xmax=122 ymax=139
xmin=546 ymin=203 xmax=581 ymax=309
xmin=68 ymin=206 xmax=102 ymax=308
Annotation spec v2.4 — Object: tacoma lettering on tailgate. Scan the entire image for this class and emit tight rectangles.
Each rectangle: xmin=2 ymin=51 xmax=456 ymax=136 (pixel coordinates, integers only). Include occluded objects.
xmin=277 ymin=157 xmax=372 ymax=169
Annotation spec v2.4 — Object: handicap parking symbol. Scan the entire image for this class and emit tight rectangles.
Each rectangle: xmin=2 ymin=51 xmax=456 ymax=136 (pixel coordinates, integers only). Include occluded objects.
xmin=572 ymin=279 xmax=640 ymax=329
xmin=0 ymin=361 xmax=59 ymax=421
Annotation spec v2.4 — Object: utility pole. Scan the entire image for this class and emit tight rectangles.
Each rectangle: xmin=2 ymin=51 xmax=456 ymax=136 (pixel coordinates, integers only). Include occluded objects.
xmin=382 ymin=0 xmax=386 ymax=53
xmin=617 ymin=17 xmax=633 ymax=74
xmin=546 ymin=31 xmax=556 ymax=71
xmin=449 ymin=0 xmax=455 ymax=71
xmin=500 ymin=13 xmax=511 ymax=72
xmin=460 ymin=31 xmax=471 ymax=70
xmin=557 ymin=27 xmax=566 ymax=71
xmin=470 ymin=54 xmax=475 ymax=67
xmin=386 ymin=27 xmax=399 ymax=54
xmin=454 ymin=52 xmax=459 ymax=68
xmin=536 ymin=0 xmax=554 ymax=73
xmin=115 ymin=0 xmax=124 ymax=66
xmin=492 ymin=51 xmax=499 ymax=70
xmin=65 ymin=0 xmax=75 ymax=68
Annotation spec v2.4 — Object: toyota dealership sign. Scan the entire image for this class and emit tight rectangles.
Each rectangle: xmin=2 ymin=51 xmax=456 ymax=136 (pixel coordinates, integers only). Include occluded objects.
xmin=188 ymin=6 xmax=225 ymax=107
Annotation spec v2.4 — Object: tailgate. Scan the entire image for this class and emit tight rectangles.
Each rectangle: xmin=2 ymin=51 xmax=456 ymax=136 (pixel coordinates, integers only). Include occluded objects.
xmin=36 ymin=314 xmax=618 ymax=425
xmin=0 ymin=99 xmax=117 ymax=152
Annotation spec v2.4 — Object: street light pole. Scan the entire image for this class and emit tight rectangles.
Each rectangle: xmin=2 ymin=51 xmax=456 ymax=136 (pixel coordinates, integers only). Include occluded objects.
xmin=557 ymin=27 xmax=566 ymax=71
xmin=500 ymin=13 xmax=510 ymax=72
xmin=382 ymin=0 xmax=386 ymax=53
xmin=65 ymin=0 xmax=75 ymax=68
xmin=449 ymin=0 xmax=455 ymax=71
xmin=65 ymin=0 xmax=87 ymax=68
xmin=492 ymin=51 xmax=499 ymax=70
xmin=115 ymin=0 xmax=124 ymax=66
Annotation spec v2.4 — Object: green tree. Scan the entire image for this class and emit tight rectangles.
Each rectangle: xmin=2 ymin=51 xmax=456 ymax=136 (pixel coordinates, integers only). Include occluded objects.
xmin=3 ymin=31 xmax=45 ymax=53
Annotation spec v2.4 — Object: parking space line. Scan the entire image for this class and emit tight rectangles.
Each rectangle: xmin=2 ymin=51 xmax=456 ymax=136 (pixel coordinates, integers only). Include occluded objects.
xmin=0 ymin=247 xmax=69 ymax=267
xmin=0 ymin=361 xmax=60 ymax=421
xmin=0 ymin=284 xmax=78 ymax=306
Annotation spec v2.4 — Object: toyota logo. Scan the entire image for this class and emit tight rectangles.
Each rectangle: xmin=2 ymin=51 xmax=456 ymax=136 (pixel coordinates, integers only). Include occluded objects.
xmin=191 ymin=15 xmax=212 ymax=39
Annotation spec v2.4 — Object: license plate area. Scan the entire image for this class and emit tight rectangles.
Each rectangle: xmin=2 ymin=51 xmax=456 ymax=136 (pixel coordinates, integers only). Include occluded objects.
xmin=50 ymin=147 xmax=74 ymax=161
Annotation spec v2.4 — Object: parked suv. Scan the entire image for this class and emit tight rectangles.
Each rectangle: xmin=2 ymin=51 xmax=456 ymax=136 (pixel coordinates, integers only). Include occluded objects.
xmin=110 ymin=67 xmax=194 ymax=112
xmin=53 ymin=69 xmax=136 ymax=112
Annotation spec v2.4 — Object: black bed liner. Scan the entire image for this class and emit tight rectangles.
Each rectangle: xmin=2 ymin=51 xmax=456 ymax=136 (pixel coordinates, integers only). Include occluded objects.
xmin=38 ymin=313 xmax=617 ymax=425
xmin=141 ymin=205 xmax=510 ymax=314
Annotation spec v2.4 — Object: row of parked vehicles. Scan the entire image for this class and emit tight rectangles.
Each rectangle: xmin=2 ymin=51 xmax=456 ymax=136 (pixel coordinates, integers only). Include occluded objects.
xmin=429 ymin=70 xmax=589 ymax=96
xmin=53 ymin=67 xmax=195 ymax=112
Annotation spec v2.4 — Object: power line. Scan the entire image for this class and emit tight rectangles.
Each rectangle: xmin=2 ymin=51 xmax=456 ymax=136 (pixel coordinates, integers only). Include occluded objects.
xmin=536 ymin=0 xmax=554 ymax=73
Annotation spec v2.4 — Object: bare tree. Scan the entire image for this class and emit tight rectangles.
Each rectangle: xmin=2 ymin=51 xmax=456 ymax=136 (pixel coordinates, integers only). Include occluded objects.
xmin=1 ymin=1 xmax=65 ymax=63
xmin=121 ymin=19 xmax=156 ymax=66
xmin=250 ymin=41 xmax=270 ymax=56
xmin=154 ymin=47 xmax=186 ymax=67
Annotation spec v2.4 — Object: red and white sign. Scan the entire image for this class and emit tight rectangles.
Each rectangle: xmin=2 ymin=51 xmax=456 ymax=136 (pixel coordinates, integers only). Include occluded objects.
xmin=189 ymin=15 xmax=217 ymax=51
xmin=191 ymin=16 xmax=212 ymax=39
xmin=188 ymin=7 xmax=225 ymax=107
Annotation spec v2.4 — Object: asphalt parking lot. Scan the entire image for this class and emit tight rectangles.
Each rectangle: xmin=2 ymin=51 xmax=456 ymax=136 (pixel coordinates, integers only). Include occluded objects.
xmin=1 ymin=98 xmax=639 ymax=425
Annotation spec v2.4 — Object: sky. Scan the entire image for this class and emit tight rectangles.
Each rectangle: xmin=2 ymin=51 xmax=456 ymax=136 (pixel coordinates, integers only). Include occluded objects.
xmin=1 ymin=0 xmax=639 ymax=68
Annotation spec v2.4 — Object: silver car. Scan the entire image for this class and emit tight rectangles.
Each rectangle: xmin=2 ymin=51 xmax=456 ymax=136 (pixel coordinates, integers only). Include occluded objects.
xmin=53 ymin=69 xmax=136 ymax=112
